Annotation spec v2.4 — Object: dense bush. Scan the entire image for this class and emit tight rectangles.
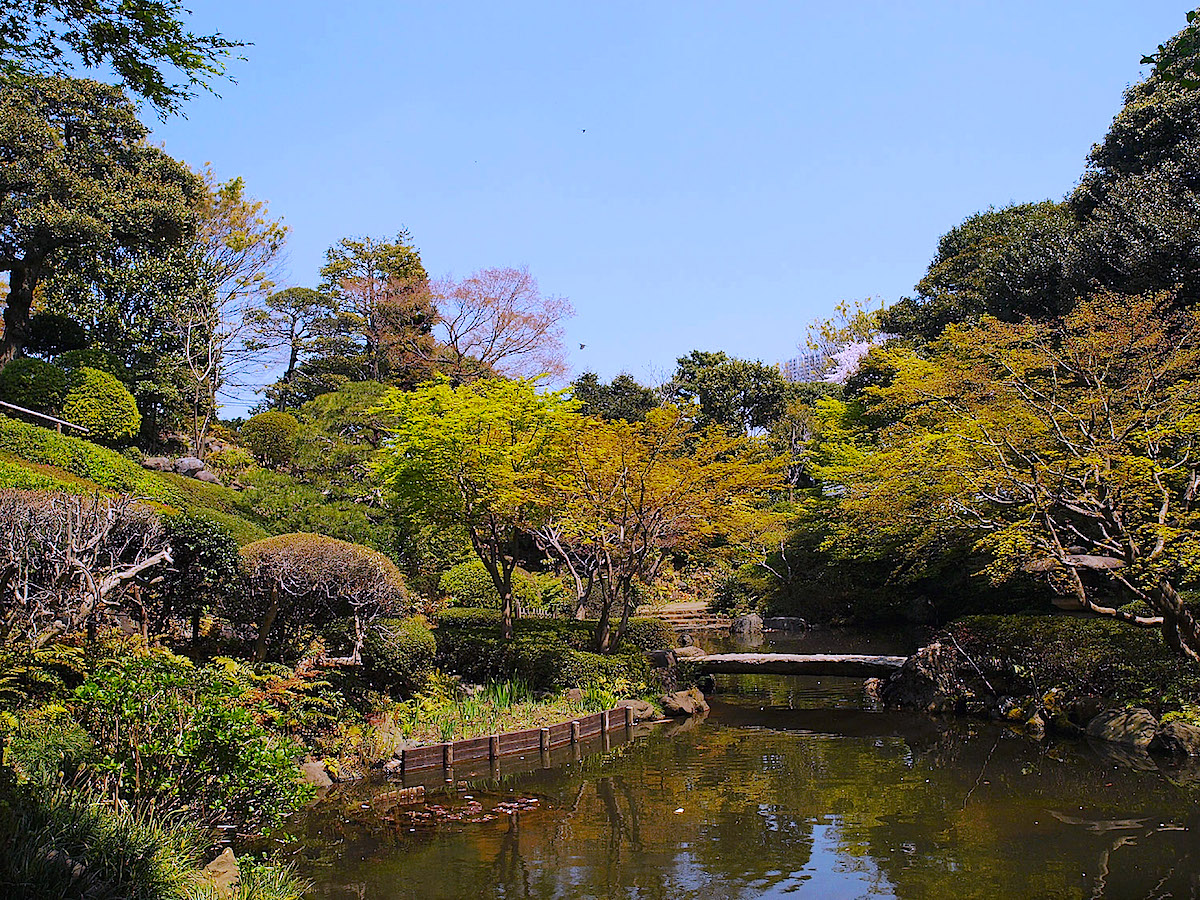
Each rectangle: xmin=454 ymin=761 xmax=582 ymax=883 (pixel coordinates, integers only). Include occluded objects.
xmin=70 ymin=649 xmax=313 ymax=832
xmin=56 ymin=348 xmax=129 ymax=382
xmin=950 ymin=614 xmax=1200 ymax=713
xmin=0 ymin=359 xmax=68 ymax=414
xmin=241 ymin=410 xmax=300 ymax=469
xmin=236 ymin=533 xmax=412 ymax=661
xmin=61 ymin=366 xmax=141 ymax=445
xmin=26 ymin=312 xmax=87 ymax=356
xmin=361 ymin=617 xmax=436 ymax=695
xmin=438 ymin=558 xmax=567 ymax=615
xmin=158 ymin=512 xmax=243 ymax=638
xmin=236 ymin=467 xmax=394 ymax=550
xmin=434 ymin=609 xmax=663 ymax=691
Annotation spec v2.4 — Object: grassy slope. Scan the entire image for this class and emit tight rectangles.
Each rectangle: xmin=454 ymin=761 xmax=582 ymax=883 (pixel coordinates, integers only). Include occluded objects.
xmin=0 ymin=415 xmax=268 ymax=545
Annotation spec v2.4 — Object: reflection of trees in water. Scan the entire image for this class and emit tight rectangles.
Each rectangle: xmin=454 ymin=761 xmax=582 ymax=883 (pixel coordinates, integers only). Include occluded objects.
xmin=287 ymin=712 xmax=1200 ymax=899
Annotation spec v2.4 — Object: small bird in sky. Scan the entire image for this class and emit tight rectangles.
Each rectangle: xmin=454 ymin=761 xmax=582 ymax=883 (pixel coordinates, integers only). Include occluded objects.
xmin=579 ymin=343 xmax=587 ymax=349
xmin=581 ymin=129 xmax=586 ymax=133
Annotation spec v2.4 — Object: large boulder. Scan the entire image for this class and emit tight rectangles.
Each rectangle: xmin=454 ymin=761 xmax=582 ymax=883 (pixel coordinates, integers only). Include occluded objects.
xmin=1086 ymin=708 xmax=1159 ymax=749
xmin=660 ymin=688 xmax=709 ymax=718
xmin=763 ymin=616 xmax=808 ymax=632
xmin=730 ymin=613 xmax=763 ymax=636
xmin=195 ymin=469 xmax=222 ymax=485
xmin=878 ymin=641 xmax=969 ymax=713
xmin=141 ymin=456 xmax=172 ymax=472
xmin=1148 ymin=720 xmax=1200 ymax=757
xmin=675 ymin=645 xmax=706 ymax=659
xmin=174 ymin=455 xmax=205 ymax=477
xmin=616 ymin=698 xmax=657 ymax=722
xmin=648 ymin=649 xmax=677 ymax=668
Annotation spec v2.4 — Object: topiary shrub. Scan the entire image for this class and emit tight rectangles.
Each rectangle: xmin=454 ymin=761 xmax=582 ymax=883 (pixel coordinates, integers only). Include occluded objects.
xmin=0 ymin=359 xmax=68 ymax=414
xmin=236 ymin=533 xmax=412 ymax=662
xmin=61 ymin=367 xmax=140 ymax=445
xmin=362 ymin=617 xmax=436 ymax=695
xmin=241 ymin=410 xmax=300 ymax=470
xmin=57 ymin=348 xmax=129 ymax=382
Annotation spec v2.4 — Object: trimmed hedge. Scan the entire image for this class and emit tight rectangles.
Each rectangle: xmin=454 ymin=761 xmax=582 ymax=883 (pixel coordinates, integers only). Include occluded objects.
xmin=362 ymin=617 xmax=436 ymax=695
xmin=61 ymin=367 xmax=140 ymax=445
xmin=241 ymin=410 xmax=299 ymax=469
xmin=0 ymin=415 xmax=174 ymax=500
xmin=434 ymin=608 xmax=669 ymax=691
xmin=0 ymin=358 xmax=68 ymax=414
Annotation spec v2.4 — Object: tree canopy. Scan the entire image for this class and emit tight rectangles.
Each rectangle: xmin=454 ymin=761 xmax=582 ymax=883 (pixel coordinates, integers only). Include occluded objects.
xmin=0 ymin=0 xmax=244 ymax=116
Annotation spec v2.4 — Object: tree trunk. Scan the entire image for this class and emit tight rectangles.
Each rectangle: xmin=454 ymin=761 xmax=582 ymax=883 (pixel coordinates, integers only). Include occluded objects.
xmin=500 ymin=585 xmax=514 ymax=641
xmin=1154 ymin=581 xmax=1200 ymax=665
xmin=0 ymin=262 xmax=36 ymax=365
xmin=253 ymin=587 xmax=280 ymax=663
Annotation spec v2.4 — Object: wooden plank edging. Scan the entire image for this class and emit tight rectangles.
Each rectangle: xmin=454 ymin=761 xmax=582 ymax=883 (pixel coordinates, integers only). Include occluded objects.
xmin=398 ymin=706 xmax=633 ymax=774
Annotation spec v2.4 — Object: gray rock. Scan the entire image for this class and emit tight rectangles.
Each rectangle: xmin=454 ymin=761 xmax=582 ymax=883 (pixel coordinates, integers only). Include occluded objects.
xmin=1149 ymin=720 xmax=1200 ymax=757
xmin=142 ymin=456 xmax=173 ymax=472
xmin=1086 ymin=708 xmax=1159 ymax=749
xmin=674 ymin=645 xmax=706 ymax=659
xmin=878 ymin=641 xmax=968 ymax=713
xmin=174 ymin=456 xmax=205 ymax=476
xmin=660 ymin=688 xmax=710 ymax=718
xmin=1062 ymin=695 xmax=1106 ymax=729
xmin=383 ymin=758 xmax=404 ymax=774
xmin=202 ymin=848 xmax=240 ymax=898
xmin=729 ymin=613 xmax=763 ymax=636
xmin=195 ymin=469 xmax=222 ymax=484
xmin=648 ymin=649 xmax=677 ymax=668
xmin=763 ymin=616 xmax=808 ymax=632
xmin=616 ymin=698 xmax=656 ymax=721
xmin=565 ymin=687 xmax=584 ymax=702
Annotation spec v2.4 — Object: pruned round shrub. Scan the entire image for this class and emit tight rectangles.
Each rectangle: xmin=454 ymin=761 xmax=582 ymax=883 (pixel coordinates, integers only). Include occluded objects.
xmin=241 ymin=410 xmax=299 ymax=469
xmin=362 ymin=616 xmax=436 ymax=695
xmin=0 ymin=358 xmax=68 ymax=414
xmin=61 ymin=366 xmax=140 ymax=445
xmin=438 ymin=558 xmax=563 ymax=614
xmin=57 ymin=348 xmax=129 ymax=382
xmin=236 ymin=533 xmax=412 ymax=661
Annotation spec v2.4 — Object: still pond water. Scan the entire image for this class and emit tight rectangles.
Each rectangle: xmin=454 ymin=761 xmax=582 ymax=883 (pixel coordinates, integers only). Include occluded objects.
xmin=288 ymin=631 xmax=1200 ymax=899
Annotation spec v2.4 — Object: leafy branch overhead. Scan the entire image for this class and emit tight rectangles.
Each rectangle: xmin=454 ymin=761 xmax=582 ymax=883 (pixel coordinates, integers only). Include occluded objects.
xmin=0 ymin=0 xmax=246 ymax=116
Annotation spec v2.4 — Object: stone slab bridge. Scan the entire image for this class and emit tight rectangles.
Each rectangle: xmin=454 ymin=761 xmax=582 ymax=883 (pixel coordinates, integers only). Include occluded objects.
xmin=690 ymin=653 xmax=907 ymax=679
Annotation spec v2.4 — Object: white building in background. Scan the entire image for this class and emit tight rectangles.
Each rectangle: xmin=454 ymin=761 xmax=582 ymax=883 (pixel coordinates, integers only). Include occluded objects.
xmin=782 ymin=340 xmax=876 ymax=385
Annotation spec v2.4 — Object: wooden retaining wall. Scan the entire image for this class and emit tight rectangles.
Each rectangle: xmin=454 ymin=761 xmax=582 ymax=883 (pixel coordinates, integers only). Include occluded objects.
xmin=396 ymin=706 xmax=635 ymax=781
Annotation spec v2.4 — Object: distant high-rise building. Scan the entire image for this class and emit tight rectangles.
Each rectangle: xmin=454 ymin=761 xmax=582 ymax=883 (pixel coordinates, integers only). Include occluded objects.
xmin=781 ymin=342 xmax=835 ymax=383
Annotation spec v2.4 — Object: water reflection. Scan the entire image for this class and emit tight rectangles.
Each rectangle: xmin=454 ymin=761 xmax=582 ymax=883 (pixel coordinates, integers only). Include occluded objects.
xmin=290 ymin=661 xmax=1200 ymax=899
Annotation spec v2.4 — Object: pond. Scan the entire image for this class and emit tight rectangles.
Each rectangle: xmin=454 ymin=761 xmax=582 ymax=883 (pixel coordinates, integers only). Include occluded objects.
xmin=287 ymin=630 xmax=1200 ymax=899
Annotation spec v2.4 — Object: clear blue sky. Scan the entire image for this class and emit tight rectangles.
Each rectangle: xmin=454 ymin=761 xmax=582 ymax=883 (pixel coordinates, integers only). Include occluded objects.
xmin=147 ymin=1 xmax=1185 ymax=403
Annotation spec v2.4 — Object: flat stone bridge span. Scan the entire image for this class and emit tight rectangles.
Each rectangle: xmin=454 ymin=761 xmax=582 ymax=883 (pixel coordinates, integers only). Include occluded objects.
xmin=691 ymin=653 xmax=907 ymax=679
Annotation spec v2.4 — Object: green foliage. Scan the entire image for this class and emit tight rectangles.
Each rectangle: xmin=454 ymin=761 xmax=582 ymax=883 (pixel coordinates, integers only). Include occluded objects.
xmin=205 ymin=444 xmax=255 ymax=479
xmin=881 ymin=202 xmax=1077 ymax=340
xmin=72 ymin=649 xmax=313 ymax=832
xmin=57 ymin=348 xmax=129 ymax=382
xmin=572 ymin=371 xmax=659 ymax=422
xmin=664 ymin=350 xmax=787 ymax=434
xmin=434 ymin=609 xmax=661 ymax=691
xmin=61 ymin=366 xmax=141 ymax=445
xmin=361 ymin=617 xmax=436 ymax=695
xmin=241 ymin=410 xmax=299 ymax=469
xmin=0 ymin=784 xmax=209 ymax=900
xmin=235 ymin=467 xmax=393 ymax=550
xmin=0 ymin=358 xmax=68 ymax=414
xmin=950 ymin=615 xmax=1200 ymax=712
xmin=158 ymin=512 xmax=242 ymax=633
xmin=0 ymin=415 xmax=173 ymax=500
xmin=25 ymin=312 xmax=86 ymax=356
xmin=438 ymin=559 xmax=564 ymax=614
